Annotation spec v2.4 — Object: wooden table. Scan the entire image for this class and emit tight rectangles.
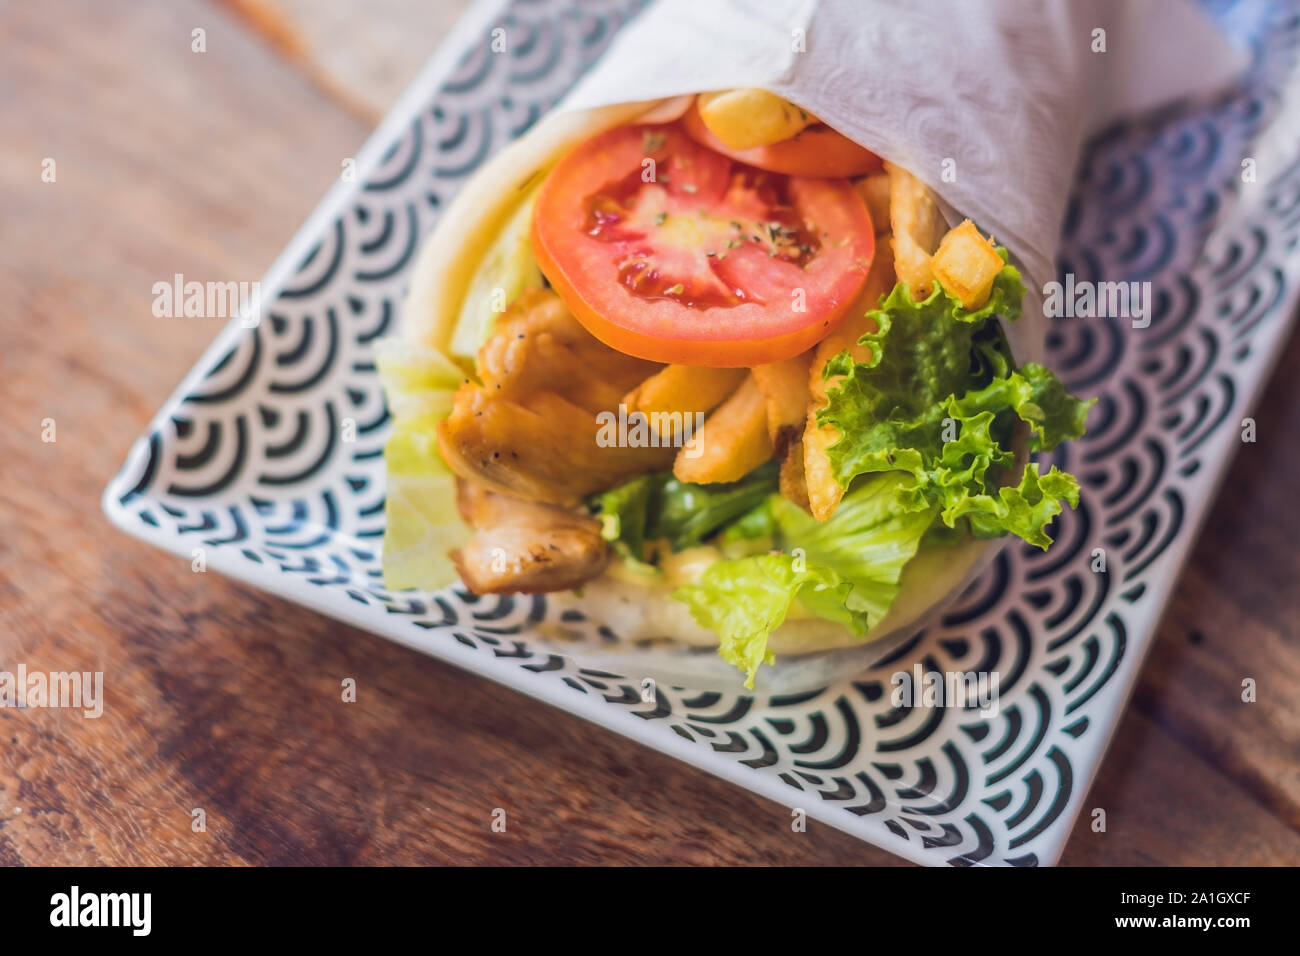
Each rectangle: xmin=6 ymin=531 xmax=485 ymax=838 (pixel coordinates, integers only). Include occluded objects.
xmin=1 ymin=0 xmax=1297 ymax=866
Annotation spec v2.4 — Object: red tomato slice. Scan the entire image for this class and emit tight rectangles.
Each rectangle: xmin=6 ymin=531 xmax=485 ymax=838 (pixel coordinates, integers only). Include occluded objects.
xmin=531 ymin=122 xmax=875 ymax=367
xmin=681 ymin=102 xmax=883 ymax=179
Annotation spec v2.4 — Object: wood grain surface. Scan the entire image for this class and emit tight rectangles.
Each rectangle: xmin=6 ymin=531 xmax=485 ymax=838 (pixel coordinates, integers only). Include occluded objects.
xmin=1 ymin=0 xmax=1297 ymax=866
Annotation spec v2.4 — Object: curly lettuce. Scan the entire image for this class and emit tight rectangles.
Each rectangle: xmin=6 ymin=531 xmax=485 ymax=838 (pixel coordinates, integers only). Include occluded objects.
xmin=820 ymin=253 xmax=1092 ymax=549
xmin=671 ymin=473 xmax=934 ymax=688
xmin=674 ymin=554 xmax=867 ymax=688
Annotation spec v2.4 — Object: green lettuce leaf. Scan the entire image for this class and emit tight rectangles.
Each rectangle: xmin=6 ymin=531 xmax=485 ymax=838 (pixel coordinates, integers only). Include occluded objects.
xmin=591 ymin=462 xmax=779 ymax=559
xmin=719 ymin=498 xmax=776 ymax=545
xmin=770 ymin=473 xmax=937 ymax=622
xmin=374 ymin=337 xmax=465 ymax=420
xmin=948 ymin=361 xmax=1092 ymax=453
xmin=674 ymin=553 xmax=868 ymax=689
xmin=449 ymin=184 xmax=545 ymax=361
xmin=375 ymin=338 xmax=472 ymax=590
xmin=942 ymin=461 xmax=1081 ymax=548
xmin=819 ymin=255 xmax=1091 ymax=552
xmin=590 ymin=473 xmax=658 ymax=566
xmin=653 ymin=462 xmax=779 ymax=548
xmin=671 ymin=473 xmax=935 ymax=687
xmin=818 ymin=261 xmax=1025 ymax=488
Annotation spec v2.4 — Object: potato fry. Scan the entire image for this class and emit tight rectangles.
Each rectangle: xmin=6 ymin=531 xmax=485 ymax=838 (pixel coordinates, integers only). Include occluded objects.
xmin=754 ymin=355 xmax=814 ymax=512
xmin=779 ymin=437 xmax=811 ymax=513
xmin=697 ymin=88 xmax=814 ymax=150
xmin=751 ymin=355 xmax=812 ymax=445
xmin=884 ymin=161 xmax=946 ymax=298
xmin=810 ymin=241 xmax=895 ymax=402
xmin=802 ymin=410 xmax=842 ymax=521
xmin=930 ymin=218 xmax=1003 ymax=310
xmin=623 ymin=364 xmax=746 ymax=440
xmin=803 ymin=242 xmax=897 ymax=520
xmin=855 ymin=173 xmax=891 ymax=235
xmin=673 ymin=374 xmax=773 ymax=484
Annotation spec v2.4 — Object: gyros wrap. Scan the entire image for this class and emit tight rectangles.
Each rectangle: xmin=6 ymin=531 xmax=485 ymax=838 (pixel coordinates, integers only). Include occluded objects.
xmin=379 ymin=0 xmax=1242 ymax=688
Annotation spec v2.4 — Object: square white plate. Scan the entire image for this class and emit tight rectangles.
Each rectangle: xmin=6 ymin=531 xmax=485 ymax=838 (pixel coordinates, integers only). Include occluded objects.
xmin=105 ymin=0 xmax=1300 ymax=865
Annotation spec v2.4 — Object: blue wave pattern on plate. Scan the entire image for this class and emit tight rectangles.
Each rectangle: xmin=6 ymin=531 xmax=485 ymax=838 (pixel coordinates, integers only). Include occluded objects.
xmin=106 ymin=0 xmax=1300 ymax=864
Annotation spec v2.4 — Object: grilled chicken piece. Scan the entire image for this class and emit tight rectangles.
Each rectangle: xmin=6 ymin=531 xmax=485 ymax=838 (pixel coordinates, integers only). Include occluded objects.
xmin=477 ymin=288 xmax=660 ymax=410
xmin=452 ymin=479 xmax=608 ymax=593
xmin=438 ymin=289 xmax=674 ymax=504
xmin=439 ymin=384 xmax=676 ymax=504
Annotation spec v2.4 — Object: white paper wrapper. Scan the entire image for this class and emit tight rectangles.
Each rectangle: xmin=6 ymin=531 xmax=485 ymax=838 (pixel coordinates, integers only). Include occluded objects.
xmin=561 ymin=0 xmax=1247 ymax=299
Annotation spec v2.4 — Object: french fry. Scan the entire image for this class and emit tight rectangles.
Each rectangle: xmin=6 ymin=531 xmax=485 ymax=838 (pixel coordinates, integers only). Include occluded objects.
xmin=803 ymin=242 xmax=897 ymax=520
xmin=673 ymin=374 xmax=773 ymax=484
xmin=855 ymin=173 xmax=891 ymax=235
xmin=751 ymin=355 xmax=812 ymax=445
xmin=930 ymin=218 xmax=1004 ymax=310
xmin=884 ymin=161 xmax=946 ymax=298
xmin=810 ymin=241 xmax=895 ymax=402
xmin=696 ymin=88 xmax=814 ymax=150
xmin=754 ymin=355 xmax=814 ymax=512
xmin=802 ymin=411 xmax=842 ymax=521
xmin=779 ymin=437 xmax=811 ymax=513
xmin=623 ymin=365 xmax=747 ymax=441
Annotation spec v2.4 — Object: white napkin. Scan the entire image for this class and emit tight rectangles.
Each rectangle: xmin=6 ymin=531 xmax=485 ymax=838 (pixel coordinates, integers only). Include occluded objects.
xmin=560 ymin=0 xmax=1248 ymax=297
